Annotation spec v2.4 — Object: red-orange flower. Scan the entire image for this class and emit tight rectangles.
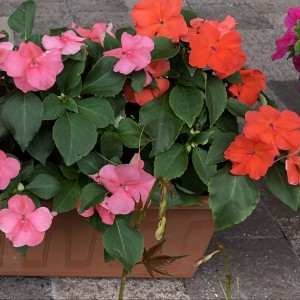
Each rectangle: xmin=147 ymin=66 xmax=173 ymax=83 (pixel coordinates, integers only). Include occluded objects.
xmin=286 ymin=156 xmax=300 ymax=185
xmin=224 ymin=135 xmax=278 ymax=180
xmin=244 ymin=105 xmax=300 ymax=150
xmin=189 ymin=22 xmax=246 ymax=79
xmin=124 ymin=60 xmax=170 ymax=106
xmin=131 ymin=0 xmax=188 ymax=42
xmin=228 ymin=69 xmax=266 ymax=106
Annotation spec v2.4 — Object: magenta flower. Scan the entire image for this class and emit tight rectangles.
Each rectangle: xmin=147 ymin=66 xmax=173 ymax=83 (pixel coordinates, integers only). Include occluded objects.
xmin=272 ymin=7 xmax=300 ymax=61
xmin=0 ymin=195 xmax=54 ymax=247
xmin=92 ymin=162 xmax=155 ymax=215
xmin=103 ymin=32 xmax=154 ymax=75
xmin=0 ymin=42 xmax=13 ymax=71
xmin=0 ymin=150 xmax=20 ymax=190
xmin=42 ymin=30 xmax=85 ymax=55
xmin=4 ymin=42 xmax=63 ymax=93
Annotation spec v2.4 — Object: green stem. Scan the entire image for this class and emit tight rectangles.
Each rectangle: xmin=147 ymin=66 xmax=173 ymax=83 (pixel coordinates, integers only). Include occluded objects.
xmin=118 ymin=268 xmax=128 ymax=300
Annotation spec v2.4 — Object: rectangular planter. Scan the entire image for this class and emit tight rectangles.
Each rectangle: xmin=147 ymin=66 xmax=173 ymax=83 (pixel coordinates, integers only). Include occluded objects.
xmin=0 ymin=199 xmax=214 ymax=278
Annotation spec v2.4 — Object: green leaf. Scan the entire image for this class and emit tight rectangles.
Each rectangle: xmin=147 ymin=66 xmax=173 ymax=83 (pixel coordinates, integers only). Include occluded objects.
xmin=205 ymin=75 xmax=227 ymax=127
xmin=15 ymin=245 xmax=29 ymax=257
xmin=152 ymin=182 xmax=182 ymax=209
xmin=294 ymin=40 xmax=300 ymax=55
xmin=0 ymin=96 xmax=9 ymax=138
xmin=176 ymin=189 xmax=203 ymax=207
xmin=19 ymin=160 xmax=34 ymax=181
xmin=139 ymin=96 xmax=184 ymax=156
xmin=103 ymin=32 xmax=121 ymax=50
xmin=180 ymin=9 xmax=198 ymax=25
xmin=63 ymin=97 xmax=78 ymax=113
xmin=208 ymin=164 xmax=260 ymax=230
xmin=26 ymin=174 xmax=60 ymax=200
xmin=130 ymin=70 xmax=147 ymax=93
xmin=77 ymin=97 xmax=115 ymax=128
xmin=79 ymin=183 xmax=107 ymax=213
xmin=116 ymin=118 xmax=149 ymax=148
xmin=181 ymin=163 xmax=207 ymax=194
xmin=169 ymin=85 xmax=204 ymax=127
xmin=151 ymin=36 xmax=180 ymax=60
xmin=59 ymin=165 xmax=79 ymax=180
xmin=225 ymin=71 xmax=242 ymax=84
xmin=206 ymin=132 xmax=237 ymax=164
xmin=32 ymin=163 xmax=64 ymax=182
xmin=53 ymin=112 xmax=98 ymax=166
xmin=177 ymin=68 xmax=205 ymax=89
xmin=43 ymin=94 xmax=65 ymax=120
xmin=2 ymin=92 xmax=43 ymax=151
xmin=115 ymin=27 xmax=136 ymax=41
xmin=266 ymin=162 xmax=300 ymax=211
xmin=226 ymin=98 xmax=254 ymax=118
xmin=85 ymin=39 xmax=104 ymax=59
xmin=191 ymin=130 xmax=214 ymax=146
xmin=8 ymin=0 xmax=36 ymax=41
xmin=215 ymin=110 xmax=238 ymax=132
xmin=57 ymin=59 xmax=85 ymax=97
xmin=77 ymin=152 xmax=105 ymax=176
xmin=82 ymin=56 xmax=126 ymax=97
xmin=53 ymin=180 xmax=81 ymax=213
xmin=88 ymin=213 xmax=108 ymax=233
xmin=101 ymin=131 xmax=123 ymax=159
xmin=27 ymin=125 xmax=54 ymax=165
xmin=192 ymin=147 xmax=217 ymax=185
xmin=103 ymin=218 xmax=144 ymax=273
xmin=154 ymin=144 xmax=188 ymax=180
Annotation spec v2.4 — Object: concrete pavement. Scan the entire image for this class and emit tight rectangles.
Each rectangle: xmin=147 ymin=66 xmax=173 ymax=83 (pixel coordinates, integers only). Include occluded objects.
xmin=0 ymin=0 xmax=300 ymax=299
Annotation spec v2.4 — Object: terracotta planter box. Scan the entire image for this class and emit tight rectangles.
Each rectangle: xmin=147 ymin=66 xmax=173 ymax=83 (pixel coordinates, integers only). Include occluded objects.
xmin=0 ymin=199 xmax=214 ymax=278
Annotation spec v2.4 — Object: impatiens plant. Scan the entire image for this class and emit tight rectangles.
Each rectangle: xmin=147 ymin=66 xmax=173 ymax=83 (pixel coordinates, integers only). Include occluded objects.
xmin=0 ymin=0 xmax=299 ymax=298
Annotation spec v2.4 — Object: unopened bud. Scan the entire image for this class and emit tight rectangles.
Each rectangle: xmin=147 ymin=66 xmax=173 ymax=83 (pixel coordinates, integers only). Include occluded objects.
xmin=17 ymin=183 xmax=24 ymax=192
xmin=155 ymin=216 xmax=166 ymax=241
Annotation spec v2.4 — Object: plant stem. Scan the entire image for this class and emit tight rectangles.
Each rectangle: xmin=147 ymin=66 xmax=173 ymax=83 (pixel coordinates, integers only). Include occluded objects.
xmin=118 ymin=268 xmax=128 ymax=300
xmin=222 ymin=246 xmax=231 ymax=300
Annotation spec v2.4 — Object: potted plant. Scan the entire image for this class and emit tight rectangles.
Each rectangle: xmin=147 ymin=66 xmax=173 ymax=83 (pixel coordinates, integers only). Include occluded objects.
xmin=0 ymin=0 xmax=299 ymax=298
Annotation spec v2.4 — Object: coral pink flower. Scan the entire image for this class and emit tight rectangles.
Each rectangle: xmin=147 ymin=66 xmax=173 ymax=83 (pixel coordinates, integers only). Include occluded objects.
xmin=0 ymin=42 xmax=13 ymax=71
xmin=42 ymin=30 xmax=85 ymax=55
xmin=244 ymin=105 xmax=300 ymax=150
xmin=228 ymin=69 xmax=266 ymax=106
xmin=104 ymin=32 xmax=154 ymax=75
xmin=131 ymin=0 xmax=188 ymax=42
xmin=224 ymin=135 xmax=278 ymax=180
xmin=0 ymin=195 xmax=54 ymax=247
xmin=92 ymin=161 xmax=155 ymax=215
xmin=286 ymin=155 xmax=300 ymax=185
xmin=72 ymin=22 xmax=114 ymax=45
xmin=0 ymin=33 xmax=5 ymax=38
xmin=0 ymin=150 xmax=20 ymax=190
xmin=4 ymin=42 xmax=63 ymax=93
xmin=77 ymin=198 xmax=115 ymax=225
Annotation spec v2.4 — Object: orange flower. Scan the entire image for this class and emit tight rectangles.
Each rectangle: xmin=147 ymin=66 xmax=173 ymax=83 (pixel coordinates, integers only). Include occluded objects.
xmin=228 ymin=69 xmax=266 ymax=105
xmin=180 ymin=18 xmax=204 ymax=42
xmin=224 ymin=135 xmax=278 ymax=180
xmin=189 ymin=22 xmax=246 ymax=79
xmin=131 ymin=0 xmax=188 ymax=42
xmin=286 ymin=155 xmax=300 ymax=185
xmin=244 ymin=105 xmax=300 ymax=150
xmin=124 ymin=60 xmax=170 ymax=106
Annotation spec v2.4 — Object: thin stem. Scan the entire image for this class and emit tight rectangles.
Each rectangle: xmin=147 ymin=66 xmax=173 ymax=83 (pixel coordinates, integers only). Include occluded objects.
xmin=118 ymin=268 xmax=128 ymax=300
xmin=222 ymin=247 xmax=231 ymax=300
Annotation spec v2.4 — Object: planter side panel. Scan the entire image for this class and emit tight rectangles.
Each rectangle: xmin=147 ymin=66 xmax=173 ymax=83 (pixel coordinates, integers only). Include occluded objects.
xmin=0 ymin=206 xmax=214 ymax=278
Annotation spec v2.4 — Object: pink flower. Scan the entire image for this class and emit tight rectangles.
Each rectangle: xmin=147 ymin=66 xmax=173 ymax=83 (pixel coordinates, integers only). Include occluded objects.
xmin=72 ymin=22 xmax=114 ymax=45
xmin=92 ymin=161 xmax=155 ymax=215
xmin=284 ymin=7 xmax=300 ymax=29
xmin=272 ymin=29 xmax=297 ymax=60
xmin=103 ymin=32 xmax=154 ymax=75
xmin=42 ymin=30 xmax=85 ymax=55
xmin=0 ymin=42 xmax=13 ymax=71
xmin=0 ymin=195 xmax=54 ymax=247
xmin=0 ymin=150 xmax=20 ymax=190
xmin=0 ymin=33 xmax=5 ymax=38
xmin=77 ymin=198 xmax=115 ymax=225
xmin=4 ymin=42 xmax=63 ymax=93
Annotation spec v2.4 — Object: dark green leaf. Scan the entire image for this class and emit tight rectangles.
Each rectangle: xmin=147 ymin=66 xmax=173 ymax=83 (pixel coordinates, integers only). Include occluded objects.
xmin=266 ymin=162 xmax=300 ymax=211
xmin=85 ymin=39 xmax=104 ymax=59
xmin=226 ymin=98 xmax=254 ymax=118
xmin=77 ymin=152 xmax=105 ymax=176
xmin=225 ymin=71 xmax=242 ymax=84
xmin=215 ymin=110 xmax=238 ymax=132
xmin=101 ymin=131 xmax=123 ymax=159
xmin=208 ymin=164 xmax=260 ymax=230
xmin=177 ymin=68 xmax=206 ymax=89
xmin=151 ymin=36 xmax=180 ymax=60
xmin=43 ymin=94 xmax=65 ymax=120
xmin=15 ymin=245 xmax=29 ymax=257
xmin=53 ymin=180 xmax=81 ymax=212
xmin=180 ymin=9 xmax=198 ymax=25
xmin=130 ymin=70 xmax=147 ymax=93
xmin=2 ymin=92 xmax=43 ymax=151
xmin=59 ymin=165 xmax=79 ymax=180
xmin=191 ymin=130 xmax=214 ymax=146
xmin=115 ymin=27 xmax=136 ymax=41
xmin=103 ymin=218 xmax=144 ymax=273
xmin=19 ymin=160 xmax=34 ymax=181
xmin=88 ymin=213 xmax=108 ymax=233
xmin=103 ymin=32 xmax=121 ymax=50
xmin=26 ymin=174 xmax=60 ymax=200
xmin=154 ymin=144 xmax=188 ymax=180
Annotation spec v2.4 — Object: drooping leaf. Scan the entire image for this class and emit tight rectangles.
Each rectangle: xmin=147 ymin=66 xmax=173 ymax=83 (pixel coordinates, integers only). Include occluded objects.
xmin=53 ymin=112 xmax=98 ymax=166
xmin=192 ymin=147 xmax=217 ymax=185
xmin=266 ymin=162 xmax=300 ymax=211
xmin=154 ymin=144 xmax=188 ymax=180
xmin=169 ymin=85 xmax=204 ymax=127
xmin=208 ymin=164 xmax=260 ymax=230
xmin=26 ymin=174 xmax=60 ymax=200
xmin=53 ymin=180 xmax=81 ymax=213
xmin=8 ymin=0 xmax=36 ymax=40
xmin=103 ymin=218 xmax=144 ymax=273
xmin=205 ymin=75 xmax=227 ymax=127
xmin=180 ymin=9 xmax=198 ymax=26
xmin=82 ymin=56 xmax=126 ymax=97
xmin=2 ymin=92 xmax=43 ymax=151
xmin=139 ymin=96 xmax=184 ymax=157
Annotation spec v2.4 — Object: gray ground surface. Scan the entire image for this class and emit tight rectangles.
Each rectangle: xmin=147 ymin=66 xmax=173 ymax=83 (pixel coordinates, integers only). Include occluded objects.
xmin=0 ymin=0 xmax=300 ymax=299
